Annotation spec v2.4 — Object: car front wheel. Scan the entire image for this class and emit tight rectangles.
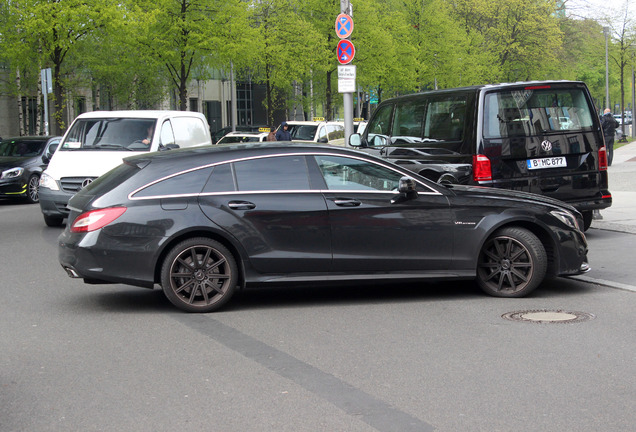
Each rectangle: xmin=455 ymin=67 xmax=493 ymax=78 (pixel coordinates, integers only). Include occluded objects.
xmin=476 ymin=227 xmax=547 ymax=297
xmin=26 ymin=174 xmax=40 ymax=203
xmin=161 ymin=237 xmax=238 ymax=313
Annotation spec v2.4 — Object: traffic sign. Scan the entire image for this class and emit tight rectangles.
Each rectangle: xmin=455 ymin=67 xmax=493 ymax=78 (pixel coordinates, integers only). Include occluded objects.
xmin=337 ymin=39 xmax=355 ymax=65
xmin=335 ymin=14 xmax=354 ymax=39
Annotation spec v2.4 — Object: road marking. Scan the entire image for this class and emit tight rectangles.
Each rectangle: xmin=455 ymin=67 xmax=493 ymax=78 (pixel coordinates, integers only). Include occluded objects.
xmin=569 ymin=275 xmax=636 ymax=293
xmin=174 ymin=314 xmax=435 ymax=432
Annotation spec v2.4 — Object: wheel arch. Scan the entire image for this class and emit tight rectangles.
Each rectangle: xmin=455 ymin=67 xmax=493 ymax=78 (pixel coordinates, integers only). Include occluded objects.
xmin=153 ymin=228 xmax=246 ymax=289
xmin=476 ymin=220 xmax=559 ymax=277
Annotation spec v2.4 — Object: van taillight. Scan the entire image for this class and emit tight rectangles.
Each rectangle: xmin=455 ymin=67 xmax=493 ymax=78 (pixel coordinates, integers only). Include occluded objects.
xmin=473 ymin=154 xmax=492 ymax=182
xmin=598 ymin=146 xmax=608 ymax=171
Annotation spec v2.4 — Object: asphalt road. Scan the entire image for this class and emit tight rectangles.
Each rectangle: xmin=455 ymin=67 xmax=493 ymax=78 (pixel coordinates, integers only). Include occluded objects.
xmin=1 ymin=201 xmax=634 ymax=432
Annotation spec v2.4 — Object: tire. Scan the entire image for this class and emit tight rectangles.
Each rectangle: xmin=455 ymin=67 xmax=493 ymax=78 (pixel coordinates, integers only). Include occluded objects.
xmin=161 ymin=237 xmax=238 ymax=313
xmin=43 ymin=214 xmax=64 ymax=227
xmin=26 ymin=174 xmax=40 ymax=204
xmin=476 ymin=227 xmax=547 ymax=298
xmin=581 ymin=211 xmax=593 ymax=231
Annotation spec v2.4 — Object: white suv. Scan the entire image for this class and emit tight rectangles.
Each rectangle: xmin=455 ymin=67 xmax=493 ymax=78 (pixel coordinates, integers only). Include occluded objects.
xmin=285 ymin=118 xmax=345 ymax=146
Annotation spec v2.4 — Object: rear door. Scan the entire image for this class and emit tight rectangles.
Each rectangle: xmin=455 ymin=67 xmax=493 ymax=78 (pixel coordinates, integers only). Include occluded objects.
xmin=480 ymin=82 xmax=608 ymax=204
xmin=199 ymin=155 xmax=332 ymax=274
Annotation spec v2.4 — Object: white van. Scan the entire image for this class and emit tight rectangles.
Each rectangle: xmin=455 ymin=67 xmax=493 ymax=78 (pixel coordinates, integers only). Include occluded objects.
xmin=39 ymin=110 xmax=212 ymax=226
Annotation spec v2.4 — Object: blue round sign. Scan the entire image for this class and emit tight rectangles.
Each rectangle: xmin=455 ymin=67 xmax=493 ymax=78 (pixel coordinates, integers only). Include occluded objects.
xmin=335 ymin=14 xmax=354 ymax=39
xmin=337 ymin=39 xmax=355 ymax=64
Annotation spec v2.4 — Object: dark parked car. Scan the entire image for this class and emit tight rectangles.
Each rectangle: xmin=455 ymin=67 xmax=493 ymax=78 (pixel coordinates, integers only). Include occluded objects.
xmin=59 ymin=144 xmax=589 ymax=313
xmin=0 ymin=136 xmax=61 ymax=203
xmin=349 ymin=81 xmax=611 ymax=231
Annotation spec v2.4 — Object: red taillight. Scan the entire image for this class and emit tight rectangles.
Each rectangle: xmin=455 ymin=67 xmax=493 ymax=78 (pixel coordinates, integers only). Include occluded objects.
xmin=598 ymin=146 xmax=608 ymax=171
xmin=473 ymin=154 xmax=492 ymax=181
xmin=70 ymin=207 xmax=127 ymax=233
xmin=524 ymin=85 xmax=551 ymax=90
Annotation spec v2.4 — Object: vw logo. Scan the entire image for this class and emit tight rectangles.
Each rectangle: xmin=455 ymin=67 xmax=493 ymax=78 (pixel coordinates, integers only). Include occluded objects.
xmin=541 ymin=140 xmax=553 ymax=152
xmin=81 ymin=178 xmax=93 ymax=189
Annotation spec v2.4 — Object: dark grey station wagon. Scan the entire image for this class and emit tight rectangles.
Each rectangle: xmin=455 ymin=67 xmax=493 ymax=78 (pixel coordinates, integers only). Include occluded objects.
xmin=59 ymin=144 xmax=589 ymax=313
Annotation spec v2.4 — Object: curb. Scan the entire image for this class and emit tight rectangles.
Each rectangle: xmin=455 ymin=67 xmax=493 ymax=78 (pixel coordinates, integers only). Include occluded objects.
xmin=568 ymin=274 xmax=636 ymax=293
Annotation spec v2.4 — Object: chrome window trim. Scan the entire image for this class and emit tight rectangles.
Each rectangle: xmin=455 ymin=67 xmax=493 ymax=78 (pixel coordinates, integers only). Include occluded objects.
xmin=128 ymin=151 xmax=442 ymax=201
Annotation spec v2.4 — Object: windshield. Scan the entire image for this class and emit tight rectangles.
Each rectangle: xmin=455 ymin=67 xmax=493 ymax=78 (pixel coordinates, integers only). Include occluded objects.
xmin=0 ymin=139 xmax=45 ymax=157
xmin=483 ymin=88 xmax=594 ymax=138
xmin=288 ymin=124 xmax=318 ymax=141
xmin=60 ymin=118 xmax=157 ymax=151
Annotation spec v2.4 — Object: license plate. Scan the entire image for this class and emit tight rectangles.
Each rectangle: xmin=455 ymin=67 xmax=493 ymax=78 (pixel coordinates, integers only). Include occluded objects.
xmin=526 ymin=156 xmax=566 ymax=170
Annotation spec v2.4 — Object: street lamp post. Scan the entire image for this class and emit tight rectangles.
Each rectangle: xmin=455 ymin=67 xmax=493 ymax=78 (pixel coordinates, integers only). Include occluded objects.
xmin=604 ymin=26 xmax=610 ymax=112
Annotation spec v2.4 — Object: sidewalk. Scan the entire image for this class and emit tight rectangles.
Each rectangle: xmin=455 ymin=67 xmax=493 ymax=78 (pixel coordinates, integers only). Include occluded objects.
xmin=590 ymin=140 xmax=636 ymax=234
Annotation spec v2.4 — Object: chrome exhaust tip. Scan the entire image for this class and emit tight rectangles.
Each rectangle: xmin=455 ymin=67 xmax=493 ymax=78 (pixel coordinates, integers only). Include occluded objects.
xmin=64 ymin=266 xmax=80 ymax=278
xmin=580 ymin=262 xmax=591 ymax=273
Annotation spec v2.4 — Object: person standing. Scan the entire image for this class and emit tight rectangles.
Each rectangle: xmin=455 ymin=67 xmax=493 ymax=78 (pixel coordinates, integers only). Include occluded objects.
xmin=275 ymin=122 xmax=292 ymax=141
xmin=600 ymin=108 xmax=619 ymax=166
xmin=267 ymin=126 xmax=276 ymax=141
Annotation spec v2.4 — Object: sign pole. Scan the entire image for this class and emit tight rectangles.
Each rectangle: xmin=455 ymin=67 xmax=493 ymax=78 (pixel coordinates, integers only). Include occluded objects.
xmin=339 ymin=0 xmax=354 ymax=143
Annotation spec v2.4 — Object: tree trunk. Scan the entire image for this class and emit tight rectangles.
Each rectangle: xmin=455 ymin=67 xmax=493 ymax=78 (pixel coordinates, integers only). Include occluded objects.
xmin=326 ymin=70 xmax=333 ymax=120
xmin=16 ymin=68 xmax=25 ymax=136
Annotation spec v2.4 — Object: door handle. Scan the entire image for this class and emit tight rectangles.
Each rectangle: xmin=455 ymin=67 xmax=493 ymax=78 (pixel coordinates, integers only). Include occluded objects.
xmin=228 ymin=201 xmax=256 ymax=210
xmin=333 ymin=199 xmax=361 ymax=207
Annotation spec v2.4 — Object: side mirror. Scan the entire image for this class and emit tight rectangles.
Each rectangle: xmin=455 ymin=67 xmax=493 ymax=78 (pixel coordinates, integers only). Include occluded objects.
xmin=372 ymin=135 xmax=389 ymax=147
xmin=398 ymin=176 xmax=417 ymax=194
xmin=348 ymin=133 xmax=362 ymax=147
xmin=318 ymin=136 xmax=328 ymax=144
xmin=391 ymin=176 xmax=418 ymax=204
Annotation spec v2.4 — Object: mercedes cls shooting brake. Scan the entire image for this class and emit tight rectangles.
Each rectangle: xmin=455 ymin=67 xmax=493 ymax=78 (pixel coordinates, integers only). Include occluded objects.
xmin=58 ymin=143 xmax=590 ymax=313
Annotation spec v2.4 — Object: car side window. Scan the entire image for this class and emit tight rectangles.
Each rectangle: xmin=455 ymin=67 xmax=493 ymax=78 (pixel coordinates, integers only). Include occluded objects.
xmin=314 ymin=155 xmax=401 ymax=191
xmin=134 ymin=166 xmax=213 ymax=198
xmin=317 ymin=126 xmax=328 ymax=142
xmin=202 ymin=163 xmax=235 ymax=193
xmin=160 ymin=120 xmax=176 ymax=146
xmin=366 ymin=104 xmax=393 ymax=146
xmin=234 ymin=155 xmax=310 ymax=191
xmin=392 ymin=101 xmax=426 ymax=143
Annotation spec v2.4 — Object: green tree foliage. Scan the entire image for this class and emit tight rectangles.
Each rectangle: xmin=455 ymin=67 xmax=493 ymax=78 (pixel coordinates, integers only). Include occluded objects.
xmin=130 ymin=0 xmax=257 ymax=110
xmin=5 ymin=0 xmax=120 ymax=134
xmin=1 ymin=0 xmax=632 ymax=129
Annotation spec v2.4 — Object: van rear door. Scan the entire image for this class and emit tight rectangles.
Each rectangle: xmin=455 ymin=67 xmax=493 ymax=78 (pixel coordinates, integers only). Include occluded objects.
xmin=479 ymin=82 xmax=609 ymax=209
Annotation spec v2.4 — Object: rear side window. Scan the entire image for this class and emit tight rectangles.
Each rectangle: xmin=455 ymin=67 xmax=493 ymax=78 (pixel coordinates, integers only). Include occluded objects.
xmin=134 ymin=166 xmax=213 ymax=198
xmin=483 ymin=88 xmax=594 ymax=138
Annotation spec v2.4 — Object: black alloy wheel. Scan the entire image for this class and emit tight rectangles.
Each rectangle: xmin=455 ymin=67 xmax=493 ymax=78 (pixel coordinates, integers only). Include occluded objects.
xmin=476 ymin=227 xmax=547 ymax=298
xmin=27 ymin=174 xmax=40 ymax=204
xmin=161 ymin=237 xmax=238 ymax=313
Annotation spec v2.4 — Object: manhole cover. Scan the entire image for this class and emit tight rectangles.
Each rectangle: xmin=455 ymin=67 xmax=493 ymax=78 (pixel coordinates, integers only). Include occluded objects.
xmin=502 ymin=310 xmax=595 ymax=324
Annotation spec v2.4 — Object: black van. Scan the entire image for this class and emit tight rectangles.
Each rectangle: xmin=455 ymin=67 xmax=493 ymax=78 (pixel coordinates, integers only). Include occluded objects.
xmin=348 ymin=80 xmax=611 ymax=230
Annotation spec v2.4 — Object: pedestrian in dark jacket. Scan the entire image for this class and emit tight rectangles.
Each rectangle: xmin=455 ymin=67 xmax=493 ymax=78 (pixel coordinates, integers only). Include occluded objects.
xmin=600 ymin=108 xmax=619 ymax=166
xmin=275 ymin=122 xmax=292 ymax=141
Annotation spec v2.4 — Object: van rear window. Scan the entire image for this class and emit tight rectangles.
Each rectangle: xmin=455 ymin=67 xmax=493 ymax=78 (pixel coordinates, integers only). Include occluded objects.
xmin=483 ymin=88 xmax=594 ymax=138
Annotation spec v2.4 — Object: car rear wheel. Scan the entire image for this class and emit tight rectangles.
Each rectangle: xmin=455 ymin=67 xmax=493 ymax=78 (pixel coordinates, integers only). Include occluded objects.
xmin=26 ymin=174 xmax=40 ymax=203
xmin=581 ymin=211 xmax=593 ymax=231
xmin=476 ymin=227 xmax=547 ymax=298
xmin=161 ymin=237 xmax=238 ymax=313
